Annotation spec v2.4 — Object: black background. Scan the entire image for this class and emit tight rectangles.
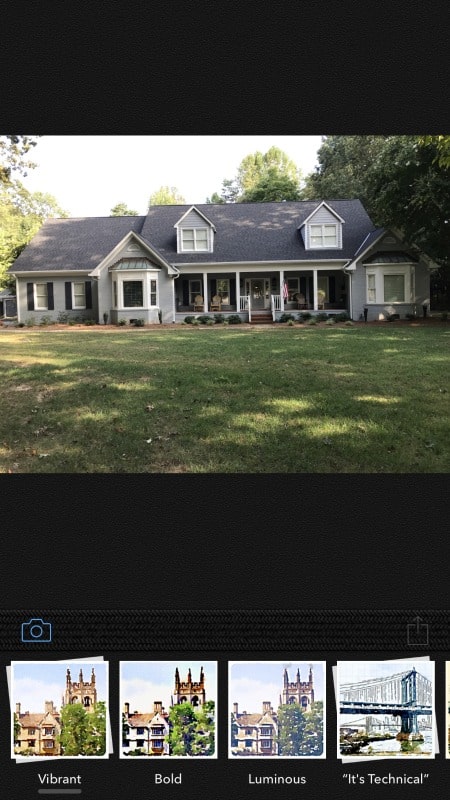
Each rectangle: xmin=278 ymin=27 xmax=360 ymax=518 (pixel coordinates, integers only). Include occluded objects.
xmin=1 ymin=3 xmax=450 ymax=793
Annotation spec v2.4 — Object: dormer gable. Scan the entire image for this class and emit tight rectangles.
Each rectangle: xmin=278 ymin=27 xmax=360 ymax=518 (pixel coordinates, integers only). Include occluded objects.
xmin=174 ymin=206 xmax=216 ymax=253
xmin=298 ymin=201 xmax=344 ymax=250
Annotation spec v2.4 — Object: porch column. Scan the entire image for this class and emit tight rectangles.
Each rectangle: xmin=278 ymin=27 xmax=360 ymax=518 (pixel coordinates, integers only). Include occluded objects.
xmin=313 ymin=269 xmax=318 ymax=311
xmin=203 ymin=271 xmax=208 ymax=312
xmin=236 ymin=270 xmax=240 ymax=312
xmin=280 ymin=269 xmax=285 ymax=311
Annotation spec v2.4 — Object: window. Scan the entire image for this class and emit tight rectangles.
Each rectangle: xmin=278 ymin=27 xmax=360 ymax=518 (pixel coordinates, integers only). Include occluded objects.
xmin=151 ymin=726 xmax=164 ymax=735
xmin=286 ymin=277 xmax=299 ymax=301
xmin=150 ymin=278 xmax=157 ymax=306
xmin=261 ymin=739 xmax=272 ymax=749
xmin=152 ymin=740 xmax=164 ymax=748
xmin=44 ymin=727 xmax=55 ymax=735
xmin=35 ymin=283 xmax=48 ymax=310
xmin=27 ymin=739 xmax=35 ymax=747
xmin=136 ymin=740 xmax=144 ymax=748
xmin=44 ymin=740 xmax=54 ymax=749
xmin=28 ymin=728 xmax=35 ymax=735
xmin=189 ymin=279 xmax=202 ymax=305
xmin=123 ymin=281 xmax=143 ymax=307
xmin=367 ymin=273 xmax=376 ymax=302
xmin=73 ymin=282 xmax=86 ymax=309
xmin=181 ymin=228 xmax=209 ymax=251
xmin=245 ymin=728 xmax=253 ymax=735
xmin=216 ymin=278 xmax=230 ymax=303
xmin=310 ymin=224 xmax=338 ymax=248
xmin=113 ymin=281 xmax=117 ymax=307
xmin=245 ymin=739 xmax=253 ymax=747
xmin=136 ymin=728 xmax=145 ymax=735
xmin=384 ymin=274 xmax=405 ymax=302
xmin=260 ymin=726 xmax=273 ymax=735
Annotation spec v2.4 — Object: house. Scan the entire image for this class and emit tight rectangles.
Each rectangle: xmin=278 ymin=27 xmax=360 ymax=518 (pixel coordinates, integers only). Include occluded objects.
xmin=9 ymin=200 xmax=435 ymax=324
xmin=122 ymin=701 xmax=170 ymax=756
xmin=14 ymin=701 xmax=61 ymax=756
xmin=231 ymin=701 xmax=279 ymax=755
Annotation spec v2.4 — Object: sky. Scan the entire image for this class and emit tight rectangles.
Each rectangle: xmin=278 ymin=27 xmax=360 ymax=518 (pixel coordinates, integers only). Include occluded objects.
xmin=229 ymin=662 xmax=325 ymax=715
xmin=18 ymin=136 xmax=323 ymax=218
xmin=11 ymin=660 xmax=108 ymax=713
xmin=120 ymin=661 xmax=217 ymax=713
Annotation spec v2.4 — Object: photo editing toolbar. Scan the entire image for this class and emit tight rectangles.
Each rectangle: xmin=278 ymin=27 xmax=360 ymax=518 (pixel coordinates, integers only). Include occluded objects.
xmin=1 ymin=610 xmax=449 ymax=799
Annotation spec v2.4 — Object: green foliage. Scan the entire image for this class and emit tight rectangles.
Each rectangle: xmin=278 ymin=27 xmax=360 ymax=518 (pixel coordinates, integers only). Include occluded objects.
xmin=14 ymin=712 xmax=20 ymax=741
xmin=205 ymin=192 xmax=225 ymax=204
xmin=0 ymin=135 xmax=39 ymax=184
xmin=133 ymin=318 xmax=145 ymax=327
xmin=58 ymin=701 xmax=106 ymax=756
xmin=196 ymin=315 xmax=213 ymax=324
xmin=213 ymin=313 xmax=225 ymax=323
xmin=110 ymin=202 xmax=139 ymax=216
xmin=301 ymin=311 xmax=312 ymax=320
xmin=148 ymin=186 xmax=185 ymax=206
xmin=278 ymin=312 xmax=295 ymax=323
xmin=184 ymin=315 xmax=195 ymax=324
xmin=420 ymin=135 xmax=450 ymax=168
xmin=210 ymin=146 xmax=302 ymax=203
xmin=166 ymin=701 xmax=215 ymax=757
xmin=226 ymin=314 xmax=242 ymax=324
xmin=118 ymin=319 xmax=127 ymax=326
xmin=277 ymin=701 xmax=323 ymax=756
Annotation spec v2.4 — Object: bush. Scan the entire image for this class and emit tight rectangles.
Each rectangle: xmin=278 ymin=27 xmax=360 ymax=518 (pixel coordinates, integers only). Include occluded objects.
xmin=405 ymin=313 xmax=416 ymax=321
xmin=84 ymin=318 xmax=96 ymax=325
xmin=16 ymin=322 xmax=25 ymax=327
xmin=197 ymin=315 xmax=213 ymax=324
xmin=118 ymin=319 xmax=127 ymax=326
xmin=39 ymin=315 xmax=53 ymax=326
xmin=301 ymin=311 xmax=312 ymax=321
xmin=227 ymin=314 xmax=242 ymax=324
xmin=206 ymin=318 xmax=214 ymax=326
xmin=57 ymin=311 xmax=70 ymax=324
xmin=316 ymin=312 xmax=328 ymax=322
xmin=278 ymin=313 xmax=295 ymax=323
xmin=133 ymin=318 xmax=145 ymax=327
xmin=25 ymin=317 xmax=36 ymax=327
xmin=334 ymin=312 xmax=350 ymax=322
xmin=213 ymin=314 xmax=225 ymax=324
xmin=345 ymin=320 xmax=355 ymax=327
xmin=325 ymin=317 xmax=336 ymax=325
xmin=184 ymin=315 xmax=195 ymax=324
xmin=441 ymin=311 xmax=448 ymax=321
xmin=287 ymin=319 xmax=295 ymax=326
xmin=308 ymin=318 xmax=317 ymax=325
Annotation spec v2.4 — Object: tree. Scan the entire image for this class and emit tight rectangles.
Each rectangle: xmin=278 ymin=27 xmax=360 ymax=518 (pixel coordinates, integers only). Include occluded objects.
xmin=58 ymin=702 xmax=106 ymax=756
xmin=166 ymin=701 xmax=215 ymax=756
xmin=0 ymin=182 xmax=68 ymax=290
xmin=13 ymin=712 xmax=21 ymax=743
xmin=277 ymin=704 xmax=307 ymax=756
xmin=277 ymin=702 xmax=324 ymax=756
xmin=0 ymin=135 xmax=39 ymax=184
xmin=420 ymin=135 xmax=450 ymax=168
xmin=209 ymin=146 xmax=302 ymax=203
xmin=148 ymin=186 xmax=185 ymax=205
xmin=110 ymin=202 xmax=139 ymax=216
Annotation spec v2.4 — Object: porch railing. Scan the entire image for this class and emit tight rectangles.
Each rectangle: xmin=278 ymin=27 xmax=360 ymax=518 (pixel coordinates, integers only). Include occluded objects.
xmin=271 ymin=294 xmax=281 ymax=321
xmin=240 ymin=294 xmax=250 ymax=321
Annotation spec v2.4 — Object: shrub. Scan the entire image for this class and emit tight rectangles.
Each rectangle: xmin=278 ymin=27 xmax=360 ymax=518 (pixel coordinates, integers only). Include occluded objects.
xmin=227 ymin=314 xmax=242 ymax=324
xmin=84 ymin=318 xmax=96 ymax=325
xmin=16 ymin=322 xmax=25 ymax=327
xmin=316 ymin=312 xmax=328 ymax=322
xmin=197 ymin=315 xmax=213 ymax=324
xmin=345 ymin=320 xmax=355 ymax=327
xmin=39 ymin=315 xmax=52 ymax=326
xmin=25 ymin=317 xmax=36 ymax=327
xmin=325 ymin=317 xmax=336 ymax=325
xmin=278 ymin=313 xmax=295 ymax=323
xmin=57 ymin=311 xmax=70 ymax=324
xmin=118 ymin=319 xmax=127 ymax=326
xmin=184 ymin=315 xmax=195 ymax=324
xmin=213 ymin=314 xmax=225 ymax=324
xmin=287 ymin=319 xmax=295 ymax=326
xmin=308 ymin=318 xmax=317 ymax=325
xmin=334 ymin=312 xmax=350 ymax=322
xmin=301 ymin=311 xmax=312 ymax=321
xmin=206 ymin=318 xmax=215 ymax=326
xmin=405 ymin=313 xmax=416 ymax=321
xmin=441 ymin=311 xmax=448 ymax=321
xmin=133 ymin=318 xmax=145 ymax=327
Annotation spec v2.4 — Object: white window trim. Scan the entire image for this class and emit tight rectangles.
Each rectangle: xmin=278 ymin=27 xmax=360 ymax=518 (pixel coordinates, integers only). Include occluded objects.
xmin=114 ymin=271 xmax=159 ymax=310
xmin=72 ymin=281 xmax=86 ymax=310
xmin=179 ymin=227 xmax=212 ymax=253
xmin=34 ymin=283 xmax=48 ymax=311
xmin=189 ymin=279 xmax=203 ymax=305
xmin=309 ymin=223 xmax=339 ymax=249
xmin=365 ymin=264 xmax=413 ymax=304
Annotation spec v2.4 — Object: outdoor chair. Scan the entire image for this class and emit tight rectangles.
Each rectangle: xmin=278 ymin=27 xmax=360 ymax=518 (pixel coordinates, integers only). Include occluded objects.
xmin=193 ymin=295 xmax=204 ymax=311
xmin=294 ymin=292 xmax=307 ymax=309
xmin=210 ymin=294 xmax=222 ymax=312
xmin=317 ymin=290 xmax=326 ymax=310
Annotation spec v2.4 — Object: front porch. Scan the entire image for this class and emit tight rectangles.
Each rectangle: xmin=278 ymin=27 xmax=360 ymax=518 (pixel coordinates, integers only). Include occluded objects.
xmin=175 ymin=268 xmax=350 ymax=321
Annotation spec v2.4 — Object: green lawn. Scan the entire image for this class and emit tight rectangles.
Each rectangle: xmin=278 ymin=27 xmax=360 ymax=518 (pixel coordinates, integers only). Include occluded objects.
xmin=1 ymin=325 xmax=449 ymax=473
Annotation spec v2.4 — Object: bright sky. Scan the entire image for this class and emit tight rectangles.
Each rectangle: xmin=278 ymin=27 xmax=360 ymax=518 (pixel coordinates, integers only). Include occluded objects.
xmin=19 ymin=136 xmax=323 ymax=218
xmin=11 ymin=660 xmax=108 ymax=713
xmin=229 ymin=662 xmax=325 ymax=715
xmin=120 ymin=661 xmax=217 ymax=713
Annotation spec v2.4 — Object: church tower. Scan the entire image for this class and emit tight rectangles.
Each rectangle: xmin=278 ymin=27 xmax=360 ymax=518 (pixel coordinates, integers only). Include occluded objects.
xmin=172 ymin=666 xmax=206 ymax=707
xmin=280 ymin=666 xmax=314 ymax=711
xmin=63 ymin=667 xmax=97 ymax=712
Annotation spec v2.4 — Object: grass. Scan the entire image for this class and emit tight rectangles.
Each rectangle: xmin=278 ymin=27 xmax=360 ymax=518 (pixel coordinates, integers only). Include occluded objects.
xmin=1 ymin=324 xmax=449 ymax=472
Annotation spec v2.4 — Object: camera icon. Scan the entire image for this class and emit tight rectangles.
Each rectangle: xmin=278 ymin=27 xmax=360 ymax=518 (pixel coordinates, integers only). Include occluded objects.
xmin=21 ymin=618 xmax=52 ymax=643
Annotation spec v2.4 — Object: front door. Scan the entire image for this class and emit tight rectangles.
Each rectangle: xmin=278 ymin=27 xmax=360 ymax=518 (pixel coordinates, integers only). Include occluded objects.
xmin=247 ymin=279 xmax=269 ymax=309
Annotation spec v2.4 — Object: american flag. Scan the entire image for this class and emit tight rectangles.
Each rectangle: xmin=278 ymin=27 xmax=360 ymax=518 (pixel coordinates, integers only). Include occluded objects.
xmin=282 ymin=281 xmax=289 ymax=300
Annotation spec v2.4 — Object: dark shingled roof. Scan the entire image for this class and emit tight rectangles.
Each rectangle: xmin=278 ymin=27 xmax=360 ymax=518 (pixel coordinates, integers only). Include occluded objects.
xmin=12 ymin=216 xmax=146 ymax=272
xmin=11 ymin=201 xmax=375 ymax=273
xmin=363 ymin=250 xmax=419 ymax=264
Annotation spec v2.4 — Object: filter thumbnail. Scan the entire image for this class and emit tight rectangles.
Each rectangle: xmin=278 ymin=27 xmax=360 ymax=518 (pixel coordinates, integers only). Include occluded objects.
xmin=11 ymin=660 xmax=109 ymax=759
xmin=337 ymin=660 xmax=435 ymax=759
xmin=120 ymin=661 xmax=217 ymax=757
xmin=229 ymin=661 xmax=325 ymax=758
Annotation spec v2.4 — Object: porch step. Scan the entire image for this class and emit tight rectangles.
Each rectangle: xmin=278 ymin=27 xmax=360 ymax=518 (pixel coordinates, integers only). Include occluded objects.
xmin=250 ymin=312 xmax=273 ymax=324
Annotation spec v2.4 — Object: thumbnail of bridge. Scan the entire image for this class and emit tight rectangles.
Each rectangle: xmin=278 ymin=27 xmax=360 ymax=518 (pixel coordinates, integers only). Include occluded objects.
xmin=339 ymin=667 xmax=432 ymax=737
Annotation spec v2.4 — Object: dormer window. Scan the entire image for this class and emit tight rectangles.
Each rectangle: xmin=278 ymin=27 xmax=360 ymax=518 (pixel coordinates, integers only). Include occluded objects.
xmin=175 ymin=206 xmax=216 ymax=253
xmin=310 ymin=223 xmax=338 ymax=248
xmin=181 ymin=227 xmax=209 ymax=252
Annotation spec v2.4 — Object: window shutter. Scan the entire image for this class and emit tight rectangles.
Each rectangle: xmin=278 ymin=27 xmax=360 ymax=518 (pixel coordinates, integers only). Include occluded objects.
xmin=230 ymin=278 xmax=236 ymax=305
xmin=27 ymin=283 xmax=35 ymax=311
xmin=182 ymin=280 xmax=189 ymax=306
xmin=47 ymin=283 xmax=54 ymax=311
xmin=210 ymin=279 xmax=216 ymax=296
xmin=65 ymin=282 xmax=72 ymax=310
xmin=85 ymin=281 xmax=92 ymax=309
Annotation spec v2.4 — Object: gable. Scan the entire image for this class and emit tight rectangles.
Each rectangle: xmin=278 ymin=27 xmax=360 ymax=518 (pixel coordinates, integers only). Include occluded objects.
xmin=174 ymin=206 xmax=215 ymax=254
xmin=299 ymin=202 xmax=344 ymax=250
